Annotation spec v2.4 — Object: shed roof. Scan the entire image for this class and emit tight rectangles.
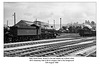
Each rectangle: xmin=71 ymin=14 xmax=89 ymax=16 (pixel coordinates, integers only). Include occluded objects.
xmin=14 ymin=20 xmax=39 ymax=28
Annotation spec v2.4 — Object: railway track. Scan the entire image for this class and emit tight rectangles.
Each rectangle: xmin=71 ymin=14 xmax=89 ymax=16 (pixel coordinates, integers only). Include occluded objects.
xmin=4 ymin=37 xmax=96 ymax=57
xmin=4 ymin=38 xmax=74 ymax=48
xmin=31 ymin=42 xmax=95 ymax=57
xmin=86 ymin=51 xmax=96 ymax=57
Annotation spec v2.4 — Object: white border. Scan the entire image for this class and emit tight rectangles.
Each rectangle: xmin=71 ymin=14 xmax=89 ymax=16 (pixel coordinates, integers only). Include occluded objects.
xmin=0 ymin=0 xmax=100 ymax=67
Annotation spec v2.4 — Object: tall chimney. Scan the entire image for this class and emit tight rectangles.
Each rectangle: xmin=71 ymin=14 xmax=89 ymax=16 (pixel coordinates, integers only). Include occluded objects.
xmin=7 ymin=20 xmax=8 ymax=27
xmin=54 ymin=20 xmax=55 ymax=29
xmin=48 ymin=20 xmax=49 ymax=27
xmin=48 ymin=20 xmax=49 ymax=24
xmin=60 ymin=18 xmax=62 ymax=29
xmin=13 ymin=12 xmax=16 ymax=25
xmin=36 ymin=18 xmax=37 ymax=21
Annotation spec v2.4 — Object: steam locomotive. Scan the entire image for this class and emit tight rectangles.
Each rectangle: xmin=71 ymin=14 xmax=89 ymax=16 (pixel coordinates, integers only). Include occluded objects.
xmin=79 ymin=26 xmax=96 ymax=37
xmin=4 ymin=20 xmax=57 ymax=43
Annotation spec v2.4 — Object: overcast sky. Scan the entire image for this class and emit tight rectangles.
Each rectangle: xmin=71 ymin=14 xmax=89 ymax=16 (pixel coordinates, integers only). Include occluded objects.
xmin=4 ymin=2 xmax=96 ymax=28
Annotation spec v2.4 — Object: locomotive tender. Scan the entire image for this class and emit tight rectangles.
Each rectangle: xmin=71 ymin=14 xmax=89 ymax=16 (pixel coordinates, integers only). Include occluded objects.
xmin=4 ymin=20 xmax=56 ymax=43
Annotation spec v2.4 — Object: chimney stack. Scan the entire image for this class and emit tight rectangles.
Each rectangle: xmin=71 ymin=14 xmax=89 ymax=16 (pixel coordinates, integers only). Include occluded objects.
xmin=13 ymin=12 xmax=16 ymax=25
xmin=7 ymin=20 xmax=8 ymax=26
xmin=60 ymin=18 xmax=62 ymax=29
xmin=54 ymin=20 xmax=55 ymax=29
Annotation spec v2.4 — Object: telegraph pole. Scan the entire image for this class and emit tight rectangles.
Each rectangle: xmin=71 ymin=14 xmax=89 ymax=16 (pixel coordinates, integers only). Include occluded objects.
xmin=60 ymin=18 xmax=62 ymax=29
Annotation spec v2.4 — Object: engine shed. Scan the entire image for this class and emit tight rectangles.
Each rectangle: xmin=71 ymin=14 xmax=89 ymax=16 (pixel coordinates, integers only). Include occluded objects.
xmin=10 ymin=20 xmax=41 ymax=36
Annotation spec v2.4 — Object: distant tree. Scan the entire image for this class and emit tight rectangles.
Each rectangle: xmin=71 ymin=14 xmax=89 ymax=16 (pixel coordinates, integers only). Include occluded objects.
xmin=68 ymin=26 xmax=73 ymax=33
xmin=75 ymin=26 xmax=82 ymax=33
xmin=62 ymin=26 xmax=67 ymax=30
xmin=91 ymin=21 xmax=95 ymax=25
xmin=68 ymin=25 xmax=82 ymax=33
xmin=85 ymin=20 xmax=91 ymax=24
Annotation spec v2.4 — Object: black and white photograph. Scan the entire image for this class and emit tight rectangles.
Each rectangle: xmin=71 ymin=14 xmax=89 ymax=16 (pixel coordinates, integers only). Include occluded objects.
xmin=4 ymin=2 xmax=96 ymax=57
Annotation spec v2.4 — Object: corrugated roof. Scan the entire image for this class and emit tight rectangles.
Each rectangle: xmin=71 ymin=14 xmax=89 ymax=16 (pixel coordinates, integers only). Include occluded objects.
xmin=14 ymin=20 xmax=39 ymax=28
xmin=33 ymin=21 xmax=49 ymax=26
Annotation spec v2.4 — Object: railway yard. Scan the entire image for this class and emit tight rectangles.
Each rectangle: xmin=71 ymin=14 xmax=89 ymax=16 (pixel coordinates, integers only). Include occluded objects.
xmin=4 ymin=33 xmax=96 ymax=57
